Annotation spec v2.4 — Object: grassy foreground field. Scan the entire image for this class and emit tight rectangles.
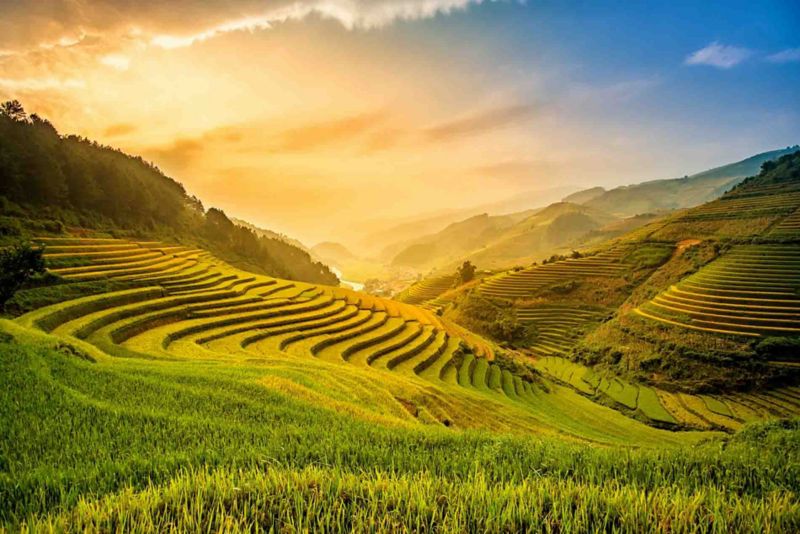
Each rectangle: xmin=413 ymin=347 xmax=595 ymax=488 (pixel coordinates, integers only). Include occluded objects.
xmin=0 ymin=235 xmax=798 ymax=532
xmin=1 ymin=331 xmax=799 ymax=532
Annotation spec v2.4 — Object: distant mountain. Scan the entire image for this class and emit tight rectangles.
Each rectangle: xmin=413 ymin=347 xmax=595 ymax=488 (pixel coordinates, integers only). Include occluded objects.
xmin=572 ymin=146 xmax=799 ymax=217
xmin=359 ymin=185 xmax=577 ymax=258
xmin=562 ymin=186 xmax=606 ymax=205
xmin=391 ymin=211 xmax=532 ymax=269
xmin=231 ymin=218 xmax=309 ymax=252
xmin=310 ymin=241 xmax=355 ymax=267
xmin=381 ymin=147 xmax=799 ymax=273
xmin=463 ymin=202 xmax=618 ymax=269
xmin=391 ymin=202 xmax=616 ymax=270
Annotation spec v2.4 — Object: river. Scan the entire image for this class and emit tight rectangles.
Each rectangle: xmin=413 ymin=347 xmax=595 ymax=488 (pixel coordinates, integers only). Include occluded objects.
xmin=330 ymin=266 xmax=365 ymax=292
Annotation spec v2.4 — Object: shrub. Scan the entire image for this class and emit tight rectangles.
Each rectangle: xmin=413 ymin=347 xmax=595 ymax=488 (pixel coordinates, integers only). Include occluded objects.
xmin=42 ymin=219 xmax=64 ymax=234
xmin=754 ymin=337 xmax=800 ymax=361
xmin=0 ymin=217 xmax=22 ymax=236
xmin=0 ymin=243 xmax=45 ymax=310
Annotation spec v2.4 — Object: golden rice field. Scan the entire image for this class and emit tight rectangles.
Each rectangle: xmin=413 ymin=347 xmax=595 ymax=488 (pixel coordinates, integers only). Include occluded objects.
xmin=478 ymin=247 xmax=630 ymax=300
xmin=517 ymin=305 xmax=609 ymax=357
xmin=535 ymin=356 xmax=800 ymax=431
xmin=396 ymin=274 xmax=456 ymax=310
xmin=636 ymin=244 xmax=800 ymax=337
xmin=19 ymin=236 xmax=800 ymax=437
xmin=3 ymin=234 xmax=800 ymax=532
xmin=16 ymin=236 xmax=710 ymax=444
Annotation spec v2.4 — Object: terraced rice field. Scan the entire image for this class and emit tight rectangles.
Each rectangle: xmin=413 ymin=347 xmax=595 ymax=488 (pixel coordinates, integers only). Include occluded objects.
xmin=535 ymin=356 xmax=800 ymax=430
xmin=479 ymin=247 xmax=629 ymax=300
xmin=635 ymin=244 xmax=800 ymax=337
xmin=397 ymin=274 xmax=455 ymax=310
xmin=517 ymin=305 xmax=608 ymax=356
xmin=13 ymin=237 xmax=726 ymax=444
xmin=677 ymin=182 xmax=800 ymax=221
xmin=771 ymin=207 xmax=800 ymax=236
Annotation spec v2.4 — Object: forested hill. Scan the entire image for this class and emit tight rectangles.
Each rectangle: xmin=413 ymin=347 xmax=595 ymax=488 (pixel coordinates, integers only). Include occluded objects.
xmin=0 ymin=101 xmax=337 ymax=285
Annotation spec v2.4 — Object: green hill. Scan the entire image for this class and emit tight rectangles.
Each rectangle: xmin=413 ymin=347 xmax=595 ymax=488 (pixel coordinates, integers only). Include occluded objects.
xmin=577 ymin=146 xmax=799 ymax=217
xmin=0 ymin=103 xmax=337 ymax=286
xmin=390 ymin=203 xmax=616 ymax=271
xmin=437 ymin=151 xmax=800 ymax=395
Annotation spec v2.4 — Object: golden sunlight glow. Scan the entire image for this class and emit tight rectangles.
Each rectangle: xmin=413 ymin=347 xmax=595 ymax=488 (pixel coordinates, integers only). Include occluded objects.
xmin=0 ymin=4 xmax=666 ymax=244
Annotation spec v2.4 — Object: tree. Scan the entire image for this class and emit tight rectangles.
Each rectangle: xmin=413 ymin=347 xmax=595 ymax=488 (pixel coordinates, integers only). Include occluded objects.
xmin=0 ymin=100 xmax=27 ymax=122
xmin=0 ymin=243 xmax=45 ymax=310
xmin=457 ymin=260 xmax=476 ymax=284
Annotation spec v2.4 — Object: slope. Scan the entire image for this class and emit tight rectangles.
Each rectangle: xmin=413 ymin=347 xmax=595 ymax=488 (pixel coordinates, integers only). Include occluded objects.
xmin=0 ymin=103 xmax=337 ymax=286
xmin=579 ymin=146 xmax=799 ymax=217
xmin=391 ymin=203 xmax=616 ymax=271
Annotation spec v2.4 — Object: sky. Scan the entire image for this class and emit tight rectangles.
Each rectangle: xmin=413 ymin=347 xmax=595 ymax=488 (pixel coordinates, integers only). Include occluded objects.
xmin=1 ymin=0 xmax=799 ymax=245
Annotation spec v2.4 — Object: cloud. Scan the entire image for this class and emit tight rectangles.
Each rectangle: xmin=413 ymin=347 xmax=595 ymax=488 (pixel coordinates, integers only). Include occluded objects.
xmin=424 ymin=104 xmax=534 ymax=142
xmin=766 ymin=48 xmax=800 ymax=64
xmin=0 ymin=77 xmax=85 ymax=91
xmin=143 ymin=138 xmax=206 ymax=173
xmin=149 ymin=0 xmax=483 ymax=49
xmin=103 ymin=123 xmax=138 ymax=137
xmin=100 ymin=53 xmax=131 ymax=70
xmin=0 ymin=1 xmax=485 ymax=53
xmin=361 ymin=128 xmax=405 ymax=153
xmin=277 ymin=112 xmax=387 ymax=152
xmin=684 ymin=42 xmax=752 ymax=69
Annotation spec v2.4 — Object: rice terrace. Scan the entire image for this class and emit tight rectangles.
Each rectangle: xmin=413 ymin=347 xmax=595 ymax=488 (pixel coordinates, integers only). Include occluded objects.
xmin=1 ymin=2 xmax=800 ymax=532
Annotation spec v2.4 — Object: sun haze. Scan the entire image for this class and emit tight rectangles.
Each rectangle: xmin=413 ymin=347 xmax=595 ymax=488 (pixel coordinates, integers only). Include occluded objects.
xmin=1 ymin=1 xmax=797 ymax=244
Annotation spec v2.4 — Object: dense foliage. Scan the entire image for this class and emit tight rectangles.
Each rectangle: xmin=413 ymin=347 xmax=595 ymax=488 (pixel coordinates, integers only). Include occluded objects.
xmin=0 ymin=101 xmax=337 ymax=285
xmin=735 ymin=150 xmax=800 ymax=190
xmin=0 ymin=243 xmax=44 ymax=310
xmin=447 ymin=292 xmax=534 ymax=346
xmin=456 ymin=260 xmax=476 ymax=284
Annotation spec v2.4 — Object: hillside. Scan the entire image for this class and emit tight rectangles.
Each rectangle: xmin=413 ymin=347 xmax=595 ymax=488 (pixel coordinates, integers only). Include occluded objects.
xmin=390 ymin=202 xmax=616 ymax=271
xmin=562 ymin=186 xmax=606 ymax=204
xmin=231 ymin=217 xmax=310 ymax=253
xmin=384 ymin=148 xmax=797 ymax=275
xmin=359 ymin=186 xmax=575 ymax=259
xmin=0 ymin=104 xmax=337 ymax=286
xmin=431 ymin=152 xmax=800 ymax=398
xmin=310 ymin=241 xmax=356 ymax=266
xmin=577 ymin=146 xmax=799 ymax=217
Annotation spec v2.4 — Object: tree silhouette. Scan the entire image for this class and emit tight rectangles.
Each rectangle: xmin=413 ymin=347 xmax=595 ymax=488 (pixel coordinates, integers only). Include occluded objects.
xmin=457 ymin=260 xmax=476 ymax=284
xmin=0 ymin=100 xmax=27 ymax=122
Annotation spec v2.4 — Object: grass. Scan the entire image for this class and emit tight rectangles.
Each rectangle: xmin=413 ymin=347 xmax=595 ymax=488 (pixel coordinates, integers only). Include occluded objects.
xmin=3 ymin=334 xmax=799 ymax=532
xmin=532 ymin=356 xmax=800 ymax=431
xmin=4 ymin=277 xmax=136 ymax=317
xmin=20 ymin=464 xmax=800 ymax=533
xmin=4 ymin=236 xmax=800 ymax=532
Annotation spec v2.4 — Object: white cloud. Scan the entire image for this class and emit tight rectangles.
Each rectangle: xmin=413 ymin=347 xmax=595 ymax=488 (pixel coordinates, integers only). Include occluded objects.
xmin=100 ymin=53 xmax=131 ymax=70
xmin=684 ymin=42 xmax=752 ymax=69
xmin=766 ymin=48 xmax=800 ymax=64
xmin=150 ymin=0 xmax=483 ymax=49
